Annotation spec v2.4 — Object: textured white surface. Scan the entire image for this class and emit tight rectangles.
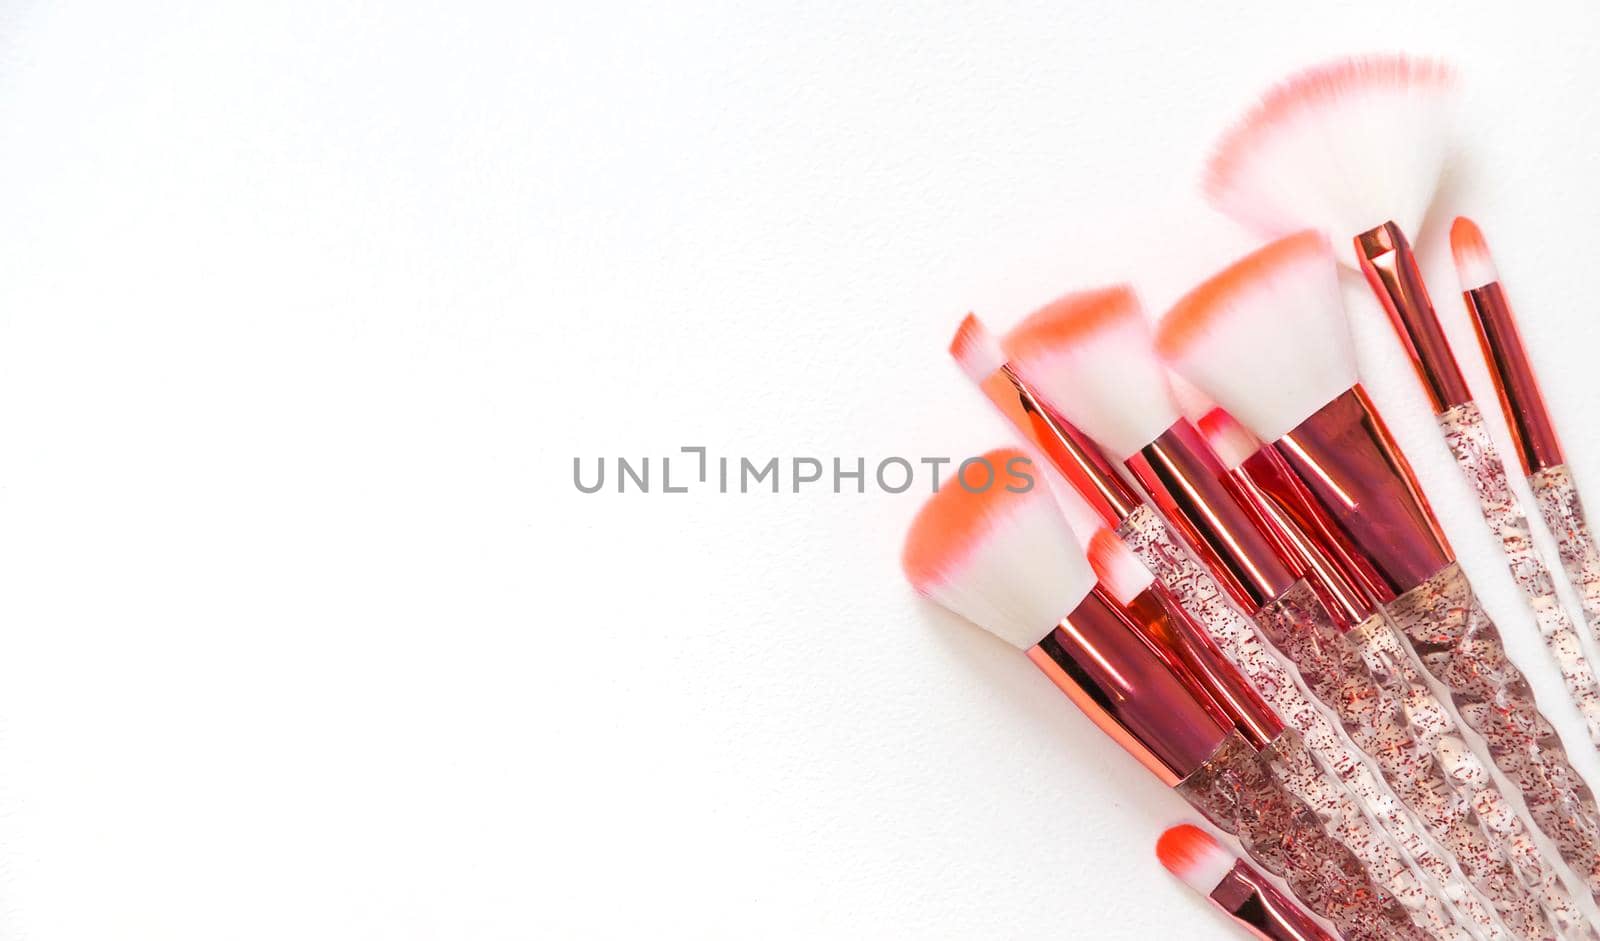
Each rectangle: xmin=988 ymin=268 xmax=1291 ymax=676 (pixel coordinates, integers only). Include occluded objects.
xmin=1 ymin=1 xmax=1600 ymax=939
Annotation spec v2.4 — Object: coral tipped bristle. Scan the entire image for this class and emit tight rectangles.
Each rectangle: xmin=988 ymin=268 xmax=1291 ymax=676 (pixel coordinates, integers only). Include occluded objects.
xmin=1450 ymin=216 xmax=1499 ymax=290
xmin=1086 ymin=528 xmax=1153 ymax=604
xmin=1002 ymin=286 xmax=1140 ymax=363
xmin=1157 ymin=230 xmax=1329 ymax=361
xmin=900 ymin=447 xmax=1031 ymax=590
xmin=1157 ymin=825 xmax=1235 ymax=894
xmin=948 ymin=313 xmax=1007 ymax=384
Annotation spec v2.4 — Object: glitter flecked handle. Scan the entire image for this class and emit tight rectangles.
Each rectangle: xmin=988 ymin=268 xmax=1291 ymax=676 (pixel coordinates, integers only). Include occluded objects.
xmin=1439 ymin=403 xmax=1600 ymax=745
xmin=1116 ymin=506 xmax=1485 ymax=939
xmin=1354 ymin=616 xmax=1596 ymax=941
xmin=1533 ymin=464 xmax=1600 ymax=642
xmin=1387 ymin=563 xmax=1600 ymax=901
xmin=1257 ymin=581 xmax=1563 ymax=940
xmin=1178 ymin=732 xmax=1438 ymax=941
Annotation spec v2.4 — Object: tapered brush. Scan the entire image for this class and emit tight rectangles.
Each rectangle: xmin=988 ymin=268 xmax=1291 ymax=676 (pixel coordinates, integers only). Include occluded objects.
xmin=1205 ymin=55 xmax=1600 ymax=755
xmin=1452 ymin=217 xmax=1600 ymax=680
xmin=901 ymin=452 xmax=1434 ymax=941
xmin=1158 ymin=824 xmax=1337 ymax=941
xmin=1158 ymin=229 xmax=1600 ymax=905
xmin=999 ymin=285 xmax=1518 ymax=939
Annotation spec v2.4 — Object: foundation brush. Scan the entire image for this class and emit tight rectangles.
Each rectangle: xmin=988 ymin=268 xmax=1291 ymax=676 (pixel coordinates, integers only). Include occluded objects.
xmin=1159 ymin=824 xmax=1338 ymax=941
xmin=1204 ymin=53 xmax=1600 ymax=752
xmin=1452 ymin=217 xmax=1600 ymax=667
xmin=1157 ymin=228 xmax=1600 ymax=905
xmin=951 ymin=312 xmax=1496 ymax=939
xmin=901 ymin=451 xmax=1436 ymax=941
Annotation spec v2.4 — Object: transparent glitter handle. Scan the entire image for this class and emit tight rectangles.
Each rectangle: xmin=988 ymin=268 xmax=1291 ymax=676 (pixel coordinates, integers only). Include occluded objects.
xmin=1177 ymin=732 xmax=1438 ymax=941
xmin=1257 ymin=581 xmax=1564 ymax=940
xmin=1440 ymin=403 xmax=1600 ymax=744
xmin=1386 ymin=563 xmax=1600 ymax=900
xmin=1532 ymin=465 xmax=1600 ymax=643
xmin=1116 ymin=506 xmax=1485 ymax=939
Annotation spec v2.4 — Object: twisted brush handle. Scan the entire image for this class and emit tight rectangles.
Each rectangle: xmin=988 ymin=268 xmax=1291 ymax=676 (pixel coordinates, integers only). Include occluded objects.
xmin=1353 ymin=618 xmax=1600 ymax=941
xmin=1178 ymin=732 xmax=1438 ymax=941
xmin=1440 ymin=404 xmax=1600 ymax=744
xmin=1117 ymin=507 xmax=1485 ymax=940
xmin=1259 ymin=586 xmax=1545 ymax=940
xmin=1387 ymin=563 xmax=1600 ymax=900
xmin=1532 ymin=464 xmax=1600 ymax=639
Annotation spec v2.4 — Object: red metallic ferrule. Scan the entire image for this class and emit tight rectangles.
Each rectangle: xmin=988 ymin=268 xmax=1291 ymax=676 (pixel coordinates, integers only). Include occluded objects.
xmin=1357 ymin=222 xmax=1473 ymax=413
xmin=1250 ymin=386 xmax=1453 ymax=603
xmin=1027 ymin=589 xmax=1234 ymax=787
xmin=1463 ymin=281 xmax=1565 ymax=474
xmin=1122 ymin=583 xmax=1284 ymax=748
xmin=1126 ymin=421 xmax=1301 ymax=611
xmin=1213 ymin=860 xmax=1337 ymax=941
xmin=977 ymin=365 xmax=1141 ymax=525
xmin=1226 ymin=464 xmax=1376 ymax=630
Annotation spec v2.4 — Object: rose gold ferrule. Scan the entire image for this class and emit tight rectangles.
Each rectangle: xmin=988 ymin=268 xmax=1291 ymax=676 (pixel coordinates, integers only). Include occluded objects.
xmin=1212 ymin=860 xmax=1338 ymax=941
xmin=1123 ymin=584 xmax=1285 ymax=748
xmin=1226 ymin=463 xmax=1377 ymax=630
xmin=1026 ymin=588 xmax=1234 ymax=787
xmin=1463 ymin=281 xmax=1566 ymax=474
xmin=1125 ymin=421 xmax=1301 ymax=611
xmin=1356 ymin=222 xmax=1473 ymax=412
xmin=1254 ymin=386 xmax=1453 ymax=603
xmin=977 ymin=365 xmax=1141 ymax=525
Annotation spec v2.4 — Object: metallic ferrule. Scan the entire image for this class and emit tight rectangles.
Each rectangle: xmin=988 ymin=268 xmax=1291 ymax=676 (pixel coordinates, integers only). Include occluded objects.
xmin=977 ymin=365 xmax=1141 ymax=526
xmin=1357 ymin=222 xmax=1473 ymax=412
xmin=1126 ymin=421 xmax=1301 ymax=611
xmin=1212 ymin=860 xmax=1338 ymax=941
xmin=1226 ymin=463 xmax=1376 ymax=631
xmin=1463 ymin=281 xmax=1565 ymax=474
xmin=1027 ymin=588 xmax=1234 ymax=787
xmin=1122 ymin=583 xmax=1284 ymax=748
xmin=1248 ymin=386 xmax=1452 ymax=603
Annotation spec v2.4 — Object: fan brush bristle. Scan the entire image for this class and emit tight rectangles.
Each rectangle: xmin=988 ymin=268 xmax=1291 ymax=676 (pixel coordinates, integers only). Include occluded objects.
xmin=1205 ymin=54 xmax=1458 ymax=266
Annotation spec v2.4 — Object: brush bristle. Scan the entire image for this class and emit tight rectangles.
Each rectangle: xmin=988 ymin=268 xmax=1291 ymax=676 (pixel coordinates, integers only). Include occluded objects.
xmin=949 ymin=313 xmax=1007 ymax=384
xmin=1087 ymin=529 xmax=1154 ymax=604
xmin=1196 ymin=409 xmax=1263 ymax=470
xmin=1205 ymin=55 xmax=1458 ymax=265
xmin=1001 ymin=286 xmax=1177 ymax=460
xmin=1166 ymin=372 xmax=1219 ymax=427
xmin=1450 ymin=216 xmax=1500 ymax=291
xmin=1157 ymin=825 xmax=1236 ymax=896
xmin=902 ymin=447 xmax=1095 ymax=648
xmin=1157 ymin=231 xmax=1356 ymax=442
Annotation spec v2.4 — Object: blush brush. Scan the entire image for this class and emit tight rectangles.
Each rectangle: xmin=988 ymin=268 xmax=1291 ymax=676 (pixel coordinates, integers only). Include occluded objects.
xmin=902 ymin=450 xmax=1437 ymax=941
xmin=1158 ymin=228 xmax=1600 ymax=906
xmin=1205 ymin=55 xmax=1600 ymax=754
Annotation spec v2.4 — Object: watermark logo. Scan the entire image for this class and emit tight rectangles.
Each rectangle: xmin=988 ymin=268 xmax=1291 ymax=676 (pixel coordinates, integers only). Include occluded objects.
xmin=573 ymin=447 xmax=1034 ymax=494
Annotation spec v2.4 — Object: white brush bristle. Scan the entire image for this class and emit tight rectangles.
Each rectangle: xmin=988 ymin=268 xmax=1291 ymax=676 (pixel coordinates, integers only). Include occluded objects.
xmin=949 ymin=313 xmax=1008 ymax=384
xmin=1087 ymin=529 xmax=1154 ymax=604
xmin=1157 ymin=231 xmax=1357 ymax=443
xmin=1450 ymin=217 xmax=1500 ymax=291
xmin=1157 ymin=825 xmax=1237 ymax=896
xmin=1196 ymin=410 xmax=1263 ymax=471
xmin=1206 ymin=55 xmax=1459 ymax=267
xmin=1001 ymin=286 xmax=1177 ymax=461
xmin=902 ymin=448 xmax=1096 ymax=649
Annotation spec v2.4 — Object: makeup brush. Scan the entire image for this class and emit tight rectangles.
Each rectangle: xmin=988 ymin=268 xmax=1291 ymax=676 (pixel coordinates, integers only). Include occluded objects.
xmin=902 ymin=452 xmax=1434 ymax=941
xmin=1190 ymin=399 xmax=1596 ymax=941
xmin=1158 ymin=229 xmax=1600 ymax=904
xmin=954 ymin=311 xmax=1500 ymax=939
xmin=1002 ymin=286 xmax=1528 ymax=940
xmin=1452 ymin=218 xmax=1600 ymax=670
xmin=1204 ymin=54 xmax=1600 ymax=753
xmin=1158 ymin=824 xmax=1337 ymax=941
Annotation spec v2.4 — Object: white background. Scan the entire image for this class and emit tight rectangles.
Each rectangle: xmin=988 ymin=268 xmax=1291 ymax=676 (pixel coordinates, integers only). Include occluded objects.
xmin=3 ymin=1 xmax=1600 ymax=938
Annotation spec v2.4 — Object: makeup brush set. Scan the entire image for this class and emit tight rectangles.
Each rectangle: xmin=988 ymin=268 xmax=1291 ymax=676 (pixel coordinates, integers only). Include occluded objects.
xmin=903 ymin=55 xmax=1600 ymax=940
